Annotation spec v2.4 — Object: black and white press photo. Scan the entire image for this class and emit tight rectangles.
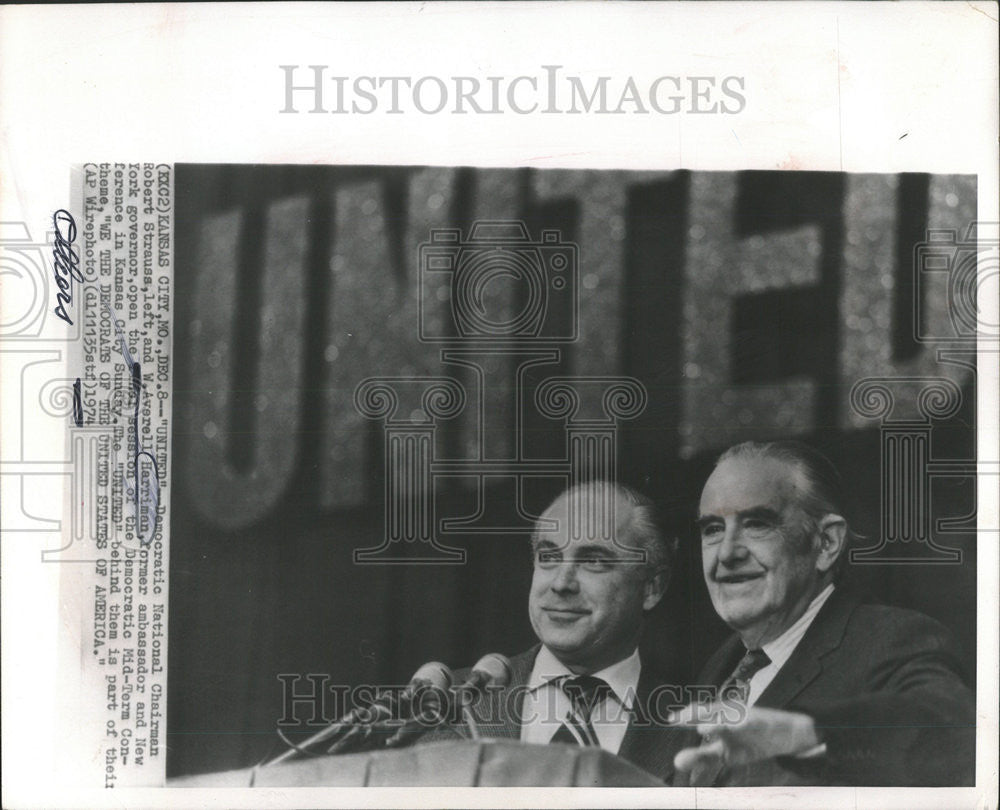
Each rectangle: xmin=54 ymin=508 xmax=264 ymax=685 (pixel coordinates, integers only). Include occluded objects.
xmin=1 ymin=4 xmax=995 ymax=809
xmin=165 ymin=165 xmax=979 ymax=787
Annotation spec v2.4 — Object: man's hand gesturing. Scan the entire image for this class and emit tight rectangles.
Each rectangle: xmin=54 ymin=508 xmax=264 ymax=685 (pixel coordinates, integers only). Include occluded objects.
xmin=670 ymin=704 xmax=821 ymax=784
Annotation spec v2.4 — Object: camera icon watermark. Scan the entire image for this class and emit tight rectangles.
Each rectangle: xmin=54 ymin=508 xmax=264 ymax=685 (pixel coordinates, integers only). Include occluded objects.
xmin=0 ymin=219 xmax=83 ymax=342
xmin=419 ymin=221 xmax=578 ymax=343
xmin=913 ymin=222 xmax=999 ymax=343
xmin=1 ymin=221 xmax=49 ymax=340
xmin=356 ymin=220 xmax=644 ymax=565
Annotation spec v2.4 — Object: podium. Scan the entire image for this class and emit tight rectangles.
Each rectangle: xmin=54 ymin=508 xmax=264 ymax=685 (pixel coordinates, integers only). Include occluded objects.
xmin=169 ymin=740 xmax=664 ymax=787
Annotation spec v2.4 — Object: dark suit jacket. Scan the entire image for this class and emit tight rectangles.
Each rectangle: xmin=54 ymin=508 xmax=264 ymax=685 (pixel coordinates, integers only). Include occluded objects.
xmin=421 ymin=645 xmax=686 ymax=781
xmin=675 ymin=588 xmax=976 ymax=787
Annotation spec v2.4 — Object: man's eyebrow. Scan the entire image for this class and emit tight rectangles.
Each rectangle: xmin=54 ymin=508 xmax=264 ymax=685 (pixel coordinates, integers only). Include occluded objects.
xmin=571 ymin=543 xmax=622 ymax=559
xmin=696 ymin=506 xmax=782 ymax=528
xmin=737 ymin=506 xmax=782 ymax=523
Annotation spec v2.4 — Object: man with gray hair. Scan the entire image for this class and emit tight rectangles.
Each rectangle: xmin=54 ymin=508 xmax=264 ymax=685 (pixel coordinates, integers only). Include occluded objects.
xmin=671 ymin=440 xmax=975 ymax=786
xmin=425 ymin=481 xmax=683 ymax=779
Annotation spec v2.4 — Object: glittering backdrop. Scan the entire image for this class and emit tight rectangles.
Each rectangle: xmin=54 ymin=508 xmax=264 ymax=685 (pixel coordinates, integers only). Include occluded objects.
xmin=168 ymin=167 xmax=977 ymax=777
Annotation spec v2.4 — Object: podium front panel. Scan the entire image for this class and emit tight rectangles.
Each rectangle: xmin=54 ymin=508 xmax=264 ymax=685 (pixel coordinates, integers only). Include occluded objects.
xmin=169 ymin=740 xmax=664 ymax=787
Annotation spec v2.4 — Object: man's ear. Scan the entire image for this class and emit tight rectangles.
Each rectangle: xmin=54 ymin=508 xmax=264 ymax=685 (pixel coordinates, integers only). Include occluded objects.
xmin=815 ymin=514 xmax=847 ymax=574
xmin=643 ymin=566 xmax=669 ymax=611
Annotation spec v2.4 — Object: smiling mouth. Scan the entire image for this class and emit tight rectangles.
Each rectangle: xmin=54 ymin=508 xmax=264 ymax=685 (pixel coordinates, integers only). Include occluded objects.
xmin=714 ymin=573 xmax=764 ymax=584
xmin=543 ymin=608 xmax=590 ymax=616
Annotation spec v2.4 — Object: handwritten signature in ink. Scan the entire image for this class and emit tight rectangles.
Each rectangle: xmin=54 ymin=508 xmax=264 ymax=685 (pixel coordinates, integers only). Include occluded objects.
xmin=105 ymin=300 xmax=160 ymax=547
xmin=52 ymin=209 xmax=83 ymax=326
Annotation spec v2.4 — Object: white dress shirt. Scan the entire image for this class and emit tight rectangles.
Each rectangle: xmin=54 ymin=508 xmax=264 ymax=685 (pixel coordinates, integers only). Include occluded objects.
xmin=519 ymin=646 xmax=640 ymax=754
xmin=748 ymin=583 xmax=836 ymax=706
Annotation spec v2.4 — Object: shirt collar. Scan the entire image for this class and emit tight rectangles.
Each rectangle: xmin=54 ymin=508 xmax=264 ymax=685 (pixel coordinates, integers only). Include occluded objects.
xmin=527 ymin=645 xmax=641 ymax=709
xmin=760 ymin=583 xmax=835 ymax=670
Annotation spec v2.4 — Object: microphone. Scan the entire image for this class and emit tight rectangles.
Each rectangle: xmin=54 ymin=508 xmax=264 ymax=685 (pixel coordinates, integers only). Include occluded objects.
xmin=383 ymin=662 xmax=458 ymax=749
xmin=325 ymin=661 xmax=453 ymax=755
xmin=268 ymin=661 xmax=453 ymax=765
xmin=451 ymin=653 xmax=512 ymax=740
xmin=398 ymin=661 xmax=454 ymax=710
xmin=453 ymin=653 xmax=513 ymax=698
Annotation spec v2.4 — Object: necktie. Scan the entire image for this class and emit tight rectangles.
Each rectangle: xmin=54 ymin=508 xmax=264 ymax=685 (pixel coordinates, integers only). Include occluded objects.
xmin=720 ymin=647 xmax=771 ymax=703
xmin=549 ymin=675 xmax=613 ymax=747
xmin=688 ymin=647 xmax=771 ymax=787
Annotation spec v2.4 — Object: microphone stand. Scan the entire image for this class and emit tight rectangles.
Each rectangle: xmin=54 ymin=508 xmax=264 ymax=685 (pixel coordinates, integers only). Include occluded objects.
xmin=267 ymin=661 xmax=453 ymax=765
xmin=330 ymin=680 xmax=452 ymax=754
xmin=267 ymin=693 xmax=398 ymax=766
xmin=462 ymin=706 xmax=482 ymax=740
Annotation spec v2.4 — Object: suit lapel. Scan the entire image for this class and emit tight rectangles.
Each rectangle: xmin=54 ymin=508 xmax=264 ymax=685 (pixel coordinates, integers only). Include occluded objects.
xmin=756 ymin=589 xmax=859 ymax=709
xmin=701 ymin=634 xmax=747 ymax=687
xmin=475 ymin=646 xmax=537 ymax=740
xmin=675 ymin=641 xmax=746 ymax=788
xmin=617 ymin=661 xmax=687 ymax=781
xmin=505 ymin=646 xmax=537 ymax=737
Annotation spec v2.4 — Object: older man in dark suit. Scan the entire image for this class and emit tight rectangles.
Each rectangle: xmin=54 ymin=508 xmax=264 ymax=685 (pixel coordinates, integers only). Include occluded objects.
xmin=425 ymin=481 xmax=685 ymax=780
xmin=671 ymin=440 xmax=976 ymax=787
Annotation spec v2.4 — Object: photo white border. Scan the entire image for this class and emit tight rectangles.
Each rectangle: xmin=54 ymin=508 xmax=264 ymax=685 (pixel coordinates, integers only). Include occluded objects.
xmin=1 ymin=3 xmax=997 ymax=808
